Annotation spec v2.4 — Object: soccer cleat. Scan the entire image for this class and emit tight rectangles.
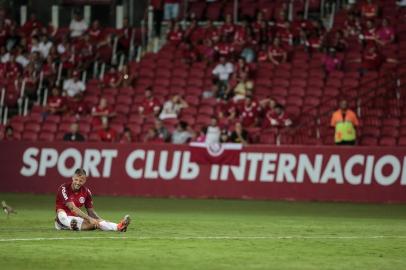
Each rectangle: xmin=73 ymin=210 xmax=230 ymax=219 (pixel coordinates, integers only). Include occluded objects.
xmin=117 ymin=215 xmax=131 ymax=232
xmin=70 ymin=219 xmax=79 ymax=231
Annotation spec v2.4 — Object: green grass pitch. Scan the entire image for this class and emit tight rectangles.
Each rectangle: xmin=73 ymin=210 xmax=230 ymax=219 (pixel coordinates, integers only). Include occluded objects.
xmin=0 ymin=193 xmax=405 ymax=270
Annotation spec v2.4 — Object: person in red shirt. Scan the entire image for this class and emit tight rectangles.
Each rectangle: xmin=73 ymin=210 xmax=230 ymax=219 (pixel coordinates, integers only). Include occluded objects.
xmin=91 ymin=97 xmax=116 ymax=126
xmin=21 ymin=13 xmax=43 ymax=36
xmin=117 ymin=17 xmax=133 ymax=54
xmin=268 ymin=37 xmax=287 ymax=65
xmin=138 ymin=87 xmax=161 ymax=116
xmin=361 ymin=0 xmax=378 ymax=19
xmin=220 ymin=14 xmax=235 ymax=39
xmin=6 ymin=56 xmax=20 ymax=80
xmin=359 ymin=20 xmax=377 ymax=47
xmin=239 ymin=95 xmax=261 ymax=127
xmin=376 ymin=18 xmax=395 ymax=46
xmin=265 ymin=104 xmax=292 ymax=128
xmin=97 ymin=118 xmax=117 ymax=142
xmin=87 ymin=20 xmax=103 ymax=44
xmin=205 ymin=20 xmax=220 ymax=43
xmin=103 ymin=65 xmax=121 ymax=88
xmin=167 ymin=22 xmax=183 ymax=45
xmin=46 ymin=87 xmax=67 ymax=115
xmin=55 ymin=168 xmax=130 ymax=231
xmin=68 ymin=94 xmax=89 ymax=117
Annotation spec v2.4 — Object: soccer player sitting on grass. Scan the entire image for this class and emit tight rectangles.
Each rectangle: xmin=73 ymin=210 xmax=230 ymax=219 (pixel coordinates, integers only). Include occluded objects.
xmin=55 ymin=168 xmax=130 ymax=232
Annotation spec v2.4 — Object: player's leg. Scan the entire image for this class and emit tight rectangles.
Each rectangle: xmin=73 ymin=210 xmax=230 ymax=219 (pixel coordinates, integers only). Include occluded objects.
xmin=56 ymin=210 xmax=89 ymax=231
xmin=98 ymin=215 xmax=131 ymax=232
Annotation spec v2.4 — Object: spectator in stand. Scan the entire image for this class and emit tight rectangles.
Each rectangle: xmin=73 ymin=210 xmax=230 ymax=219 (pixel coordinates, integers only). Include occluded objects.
xmin=167 ymin=21 xmax=183 ymax=45
xmin=159 ymin=94 xmax=188 ymax=120
xmin=257 ymin=44 xmax=268 ymax=62
xmin=154 ymin=119 xmax=171 ymax=142
xmin=205 ymin=117 xmax=221 ymax=145
xmin=195 ymin=127 xmax=207 ymax=142
xmin=239 ymin=95 xmax=261 ymax=127
xmin=97 ymin=117 xmax=117 ymax=142
xmin=214 ymin=36 xmax=234 ymax=59
xmin=202 ymin=83 xmax=218 ymax=99
xmin=265 ymin=104 xmax=292 ymax=128
xmin=354 ymin=45 xmax=397 ymax=73
xmin=228 ymin=122 xmax=249 ymax=145
xmin=220 ymin=14 xmax=235 ymax=40
xmin=88 ymin=20 xmax=103 ymax=44
xmin=376 ymin=19 xmax=395 ymax=46
xmin=144 ymin=127 xmax=164 ymax=143
xmin=268 ymin=38 xmax=287 ymax=65
xmin=330 ymin=99 xmax=360 ymax=145
xmin=150 ymin=0 xmax=164 ymax=37
xmin=323 ymin=48 xmax=341 ymax=74
xmin=103 ymin=65 xmax=121 ymax=89
xmin=359 ymin=20 xmax=377 ymax=47
xmin=164 ymin=0 xmax=180 ymax=20
xmin=91 ymin=97 xmax=116 ymax=126
xmin=138 ymin=87 xmax=161 ymax=117
xmin=119 ymin=127 xmax=134 ymax=143
xmin=69 ymin=12 xmax=88 ymax=38
xmin=360 ymin=0 xmax=378 ymax=19
xmin=329 ymin=30 xmax=348 ymax=52
xmin=117 ymin=18 xmax=133 ymax=56
xmin=42 ymin=55 xmax=56 ymax=86
xmin=118 ymin=64 xmax=134 ymax=87
xmin=171 ymin=121 xmax=194 ymax=144
xmin=233 ymin=72 xmax=254 ymax=101
xmin=2 ymin=126 xmax=15 ymax=141
xmin=38 ymin=34 xmax=53 ymax=59
xmin=45 ymin=87 xmax=66 ymax=115
xmin=21 ymin=13 xmax=42 ymax=36
xmin=63 ymin=123 xmax=85 ymax=142
xmin=212 ymin=56 xmax=234 ymax=90
xmin=63 ymin=70 xmax=86 ymax=98
xmin=6 ymin=55 xmax=21 ymax=80
xmin=69 ymin=94 xmax=89 ymax=117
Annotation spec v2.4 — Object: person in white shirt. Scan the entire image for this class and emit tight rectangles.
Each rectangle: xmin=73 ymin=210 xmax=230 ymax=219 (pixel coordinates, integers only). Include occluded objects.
xmin=63 ymin=70 xmax=86 ymax=98
xmin=212 ymin=56 xmax=234 ymax=82
xmin=171 ymin=121 xmax=194 ymax=144
xmin=30 ymin=36 xmax=41 ymax=54
xmin=69 ymin=13 xmax=88 ymax=38
xmin=159 ymin=94 xmax=188 ymax=120
xmin=0 ymin=46 xmax=10 ymax=63
xmin=205 ymin=117 xmax=221 ymax=145
xmin=38 ymin=35 xmax=53 ymax=59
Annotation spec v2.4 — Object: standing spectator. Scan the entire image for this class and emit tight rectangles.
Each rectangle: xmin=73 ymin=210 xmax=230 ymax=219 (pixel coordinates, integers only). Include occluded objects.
xmin=330 ymin=100 xmax=360 ymax=145
xmin=212 ymin=56 xmax=234 ymax=89
xmin=63 ymin=123 xmax=85 ymax=142
xmin=159 ymin=94 xmax=188 ymax=120
xmin=150 ymin=0 xmax=164 ymax=37
xmin=171 ymin=121 xmax=193 ymax=144
xmin=138 ymin=87 xmax=161 ymax=116
xmin=265 ymin=104 xmax=292 ymax=128
xmin=164 ymin=0 xmax=180 ymax=20
xmin=205 ymin=117 xmax=221 ymax=145
xmin=154 ymin=119 xmax=171 ymax=142
xmin=46 ymin=87 xmax=67 ymax=115
xmin=323 ymin=48 xmax=341 ymax=74
xmin=91 ymin=97 xmax=116 ymax=126
xmin=63 ymin=70 xmax=86 ymax=98
xmin=239 ymin=95 xmax=261 ymax=127
xmin=69 ymin=13 xmax=88 ymax=38
xmin=229 ymin=122 xmax=249 ymax=145
xmin=97 ymin=118 xmax=117 ymax=142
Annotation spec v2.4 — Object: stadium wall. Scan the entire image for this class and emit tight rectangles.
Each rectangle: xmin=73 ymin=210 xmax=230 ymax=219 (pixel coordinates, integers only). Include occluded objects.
xmin=0 ymin=142 xmax=405 ymax=203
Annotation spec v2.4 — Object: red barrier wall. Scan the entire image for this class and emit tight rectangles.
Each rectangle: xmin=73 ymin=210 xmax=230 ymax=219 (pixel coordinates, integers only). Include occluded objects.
xmin=0 ymin=142 xmax=405 ymax=203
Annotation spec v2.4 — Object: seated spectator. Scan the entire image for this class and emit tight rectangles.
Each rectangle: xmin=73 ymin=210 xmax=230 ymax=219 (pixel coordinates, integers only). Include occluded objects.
xmin=233 ymin=72 xmax=254 ymax=101
xmin=205 ymin=117 xmax=221 ymax=145
xmin=359 ymin=20 xmax=377 ymax=47
xmin=323 ymin=48 xmax=341 ymax=74
xmin=239 ymin=95 xmax=261 ymax=127
xmin=69 ymin=12 xmax=88 ymax=38
xmin=38 ymin=35 xmax=53 ymax=59
xmin=202 ymin=83 xmax=218 ymax=99
xmin=21 ymin=13 xmax=42 ymax=36
xmin=91 ymin=97 xmax=116 ymax=126
xmin=220 ymin=14 xmax=235 ymax=40
xmin=268 ymin=38 xmax=287 ymax=65
xmin=88 ymin=20 xmax=103 ymax=44
xmin=154 ymin=119 xmax=171 ymax=142
xmin=265 ymin=104 xmax=292 ymax=128
xmin=119 ymin=128 xmax=134 ymax=143
xmin=63 ymin=70 xmax=86 ymax=98
xmin=354 ymin=45 xmax=396 ymax=73
xmin=305 ymin=30 xmax=324 ymax=53
xmin=138 ymin=87 xmax=161 ymax=117
xmin=195 ymin=127 xmax=207 ymax=142
xmin=257 ymin=44 xmax=269 ymax=62
xmin=167 ymin=21 xmax=183 ymax=45
xmin=214 ymin=36 xmax=234 ymax=58
xmin=143 ymin=127 xmax=164 ymax=143
xmin=212 ymin=56 xmax=234 ymax=89
xmin=2 ymin=126 xmax=15 ymax=141
xmin=330 ymin=99 xmax=360 ymax=145
xmin=329 ymin=30 xmax=347 ymax=52
xmin=376 ymin=19 xmax=395 ymax=46
xmin=228 ymin=122 xmax=249 ymax=145
xmin=97 ymin=118 xmax=117 ymax=142
xmin=171 ymin=121 xmax=193 ymax=144
xmin=159 ymin=94 xmax=188 ymax=120
xmin=69 ymin=94 xmax=89 ymax=117
xmin=103 ymin=65 xmax=121 ymax=88
xmin=46 ymin=87 xmax=67 ymax=115
xmin=63 ymin=123 xmax=85 ymax=142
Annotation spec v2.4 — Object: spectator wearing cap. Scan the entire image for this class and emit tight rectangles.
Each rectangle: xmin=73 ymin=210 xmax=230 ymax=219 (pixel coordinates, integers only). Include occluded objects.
xmin=63 ymin=123 xmax=85 ymax=142
xmin=330 ymin=100 xmax=359 ymax=145
xmin=69 ymin=13 xmax=88 ymax=38
xmin=63 ymin=70 xmax=86 ymax=98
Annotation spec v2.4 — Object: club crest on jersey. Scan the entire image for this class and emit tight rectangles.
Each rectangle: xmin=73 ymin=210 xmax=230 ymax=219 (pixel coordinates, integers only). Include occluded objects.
xmin=79 ymin=197 xmax=85 ymax=204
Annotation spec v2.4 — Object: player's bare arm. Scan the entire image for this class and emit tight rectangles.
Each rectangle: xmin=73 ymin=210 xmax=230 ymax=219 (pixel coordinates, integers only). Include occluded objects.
xmin=65 ymin=202 xmax=100 ymax=227
xmin=87 ymin=208 xmax=102 ymax=221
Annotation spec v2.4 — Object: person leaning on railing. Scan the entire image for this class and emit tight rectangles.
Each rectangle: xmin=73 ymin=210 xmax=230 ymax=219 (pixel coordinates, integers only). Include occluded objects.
xmin=330 ymin=100 xmax=360 ymax=146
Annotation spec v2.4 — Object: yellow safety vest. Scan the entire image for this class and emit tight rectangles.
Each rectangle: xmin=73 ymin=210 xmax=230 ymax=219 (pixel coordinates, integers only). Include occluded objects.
xmin=335 ymin=121 xmax=356 ymax=143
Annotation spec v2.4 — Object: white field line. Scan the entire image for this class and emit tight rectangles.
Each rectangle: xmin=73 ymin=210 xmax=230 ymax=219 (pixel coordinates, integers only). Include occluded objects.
xmin=1 ymin=235 xmax=406 ymax=242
